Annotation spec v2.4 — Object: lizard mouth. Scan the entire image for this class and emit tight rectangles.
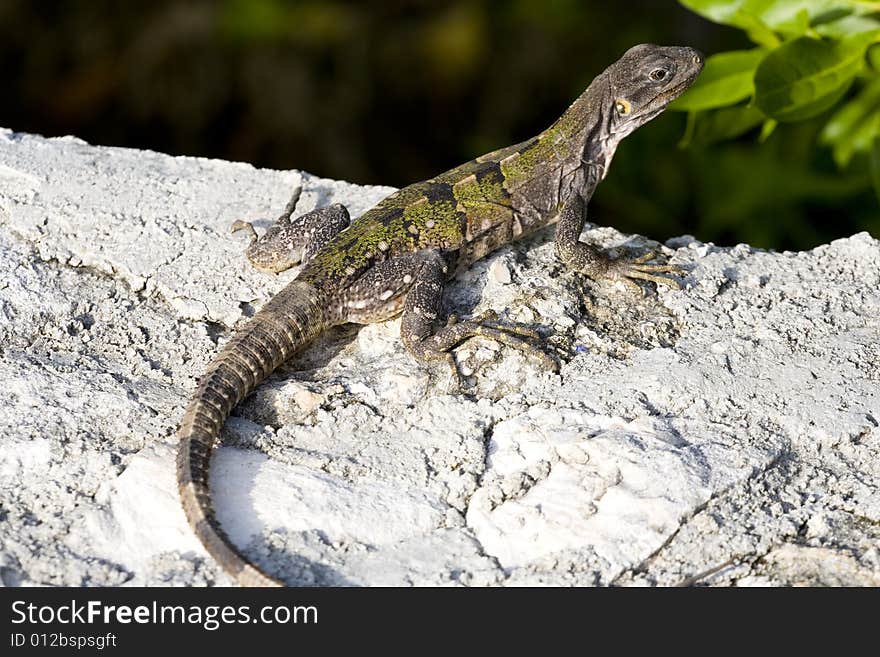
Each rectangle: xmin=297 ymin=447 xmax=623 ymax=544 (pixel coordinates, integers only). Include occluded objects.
xmin=663 ymin=68 xmax=702 ymax=103
xmin=627 ymin=75 xmax=697 ymax=126
xmin=668 ymin=78 xmax=694 ymax=98
xmin=647 ymin=68 xmax=701 ymax=113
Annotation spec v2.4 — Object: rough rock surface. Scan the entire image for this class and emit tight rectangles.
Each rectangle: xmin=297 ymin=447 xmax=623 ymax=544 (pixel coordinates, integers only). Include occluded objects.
xmin=1 ymin=128 xmax=878 ymax=587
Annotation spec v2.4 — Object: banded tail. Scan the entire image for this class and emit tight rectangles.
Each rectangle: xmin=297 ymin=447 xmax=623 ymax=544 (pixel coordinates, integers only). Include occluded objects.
xmin=176 ymin=280 xmax=327 ymax=586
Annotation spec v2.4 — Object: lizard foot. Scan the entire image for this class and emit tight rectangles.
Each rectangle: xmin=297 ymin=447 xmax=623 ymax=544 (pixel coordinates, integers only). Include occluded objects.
xmin=407 ymin=315 xmax=556 ymax=392
xmin=469 ymin=309 xmax=543 ymax=341
xmin=444 ymin=310 xmax=543 ymax=341
xmin=434 ymin=314 xmax=557 ymax=391
xmin=230 ymin=219 xmax=258 ymax=242
xmin=605 ymin=250 xmax=685 ymax=293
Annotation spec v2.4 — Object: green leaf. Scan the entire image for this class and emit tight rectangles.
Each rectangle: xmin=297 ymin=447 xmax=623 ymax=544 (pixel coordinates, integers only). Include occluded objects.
xmin=677 ymin=0 xmax=753 ymax=26
xmin=870 ymin=42 xmax=880 ymax=70
xmin=759 ymin=118 xmax=778 ymax=141
xmin=754 ymin=32 xmax=879 ymax=122
xmin=675 ymin=2 xmax=777 ymax=45
xmin=815 ymin=14 xmax=880 ymax=37
xmin=670 ymin=49 xmax=766 ymax=111
xmin=679 ymin=1 xmax=880 ymax=34
xmin=689 ymin=105 xmax=766 ymax=145
xmin=821 ymin=79 xmax=880 ymax=165
xmin=844 ymin=112 xmax=880 ymax=164
xmin=737 ymin=10 xmax=784 ymax=46
xmin=757 ymin=1 xmax=843 ymax=32
xmin=771 ymin=8 xmax=813 ymax=38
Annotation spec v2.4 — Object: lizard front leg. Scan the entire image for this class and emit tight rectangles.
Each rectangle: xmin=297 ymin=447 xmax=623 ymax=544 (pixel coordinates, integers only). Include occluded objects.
xmin=232 ymin=185 xmax=350 ymax=273
xmin=554 ymin=194 xmax=683 ymax=292
xmin=398 ymin=250 xmax=555 ymax=389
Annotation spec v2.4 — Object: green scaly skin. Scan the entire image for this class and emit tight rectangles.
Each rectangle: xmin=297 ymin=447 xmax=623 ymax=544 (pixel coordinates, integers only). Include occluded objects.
xmin=178 ymin=44 xmax=704 ymax=586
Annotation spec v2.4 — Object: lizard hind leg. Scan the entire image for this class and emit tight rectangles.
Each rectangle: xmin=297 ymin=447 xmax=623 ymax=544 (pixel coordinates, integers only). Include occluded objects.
xmin=399 ymin=251 xmax=556 ymax=391
xmin=232 ymin=185 xmax=351 ymax=273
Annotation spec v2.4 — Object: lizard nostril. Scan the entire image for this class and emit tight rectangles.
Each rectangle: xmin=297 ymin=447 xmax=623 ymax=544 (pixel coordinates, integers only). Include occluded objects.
xmin=693 ymin=54 xmax=703 ymax=66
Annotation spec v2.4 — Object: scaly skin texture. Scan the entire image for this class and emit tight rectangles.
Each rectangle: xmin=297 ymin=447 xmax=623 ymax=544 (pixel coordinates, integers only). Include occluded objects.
xmin=177 ymin=44 xmax=704 ymax=586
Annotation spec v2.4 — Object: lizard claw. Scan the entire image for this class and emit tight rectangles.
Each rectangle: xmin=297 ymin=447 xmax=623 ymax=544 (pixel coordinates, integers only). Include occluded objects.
xmin=473 ymin=309 xmax=499 ymax=323
xmin=609 ymin=251 xmax=685 ymax=290
xmin=421 ymin=311 xmax=559 ymax=386
xmin=230 ymin=185 xmax=303 ymax=249
xmin=443 ymin=352 xmax=463 ymax=393
xmin=472 ymin=310 xmax=544 ymax=342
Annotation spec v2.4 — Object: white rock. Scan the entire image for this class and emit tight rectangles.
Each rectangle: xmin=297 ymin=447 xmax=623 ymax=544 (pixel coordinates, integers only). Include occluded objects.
xmin=1 ymin=130 xmax=878 ymax=587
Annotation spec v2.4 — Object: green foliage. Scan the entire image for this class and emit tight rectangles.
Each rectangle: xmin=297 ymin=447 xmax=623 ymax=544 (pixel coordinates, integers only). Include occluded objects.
xmin=820 ymin=78 xmax=880 ymax=164
xmin=671 ymin=48 xmax=766 ymax=111
xmin=2 ymin=0 xmax=874 ymax=250
xmin=676 ymin=0 xmax=880 ymax=202
xmin=754 ymin=31 xmax=877 ymax=120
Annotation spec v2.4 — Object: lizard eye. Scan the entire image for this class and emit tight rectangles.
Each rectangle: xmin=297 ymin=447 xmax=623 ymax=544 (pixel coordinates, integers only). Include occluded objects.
xmin=615 ymin=99 xmax=631 ymax=115
xmin=650 ymin=68 xmax=669 ymax=82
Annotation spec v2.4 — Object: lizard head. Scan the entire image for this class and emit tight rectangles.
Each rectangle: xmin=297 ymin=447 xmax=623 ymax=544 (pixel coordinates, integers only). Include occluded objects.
xmin=605 ymin=44 xmax=703 ymax=137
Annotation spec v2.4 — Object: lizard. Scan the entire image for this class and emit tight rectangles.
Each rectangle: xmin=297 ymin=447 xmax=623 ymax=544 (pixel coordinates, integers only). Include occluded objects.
xmin=177 ymin=43 xmax=704 ymax=586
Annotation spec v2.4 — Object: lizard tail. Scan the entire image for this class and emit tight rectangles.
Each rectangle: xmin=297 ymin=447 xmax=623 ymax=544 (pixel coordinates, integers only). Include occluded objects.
xmin=176 ymin=280 xmax=326 ymax=587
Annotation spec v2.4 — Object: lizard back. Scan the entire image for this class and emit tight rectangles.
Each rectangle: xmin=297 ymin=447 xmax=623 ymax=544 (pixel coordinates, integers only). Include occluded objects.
xmin=299 ymin=127 xmax=586 ymax=291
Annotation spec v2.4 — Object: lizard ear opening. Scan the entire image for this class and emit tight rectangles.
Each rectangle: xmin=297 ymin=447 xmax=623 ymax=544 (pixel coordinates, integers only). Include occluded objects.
xmin=615 ymin=99 xmax=631 ymax=115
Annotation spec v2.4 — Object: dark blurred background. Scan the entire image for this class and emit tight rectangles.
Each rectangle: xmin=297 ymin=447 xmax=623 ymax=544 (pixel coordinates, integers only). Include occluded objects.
xmin=1 ymin=0 xmax=876 ymax=249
